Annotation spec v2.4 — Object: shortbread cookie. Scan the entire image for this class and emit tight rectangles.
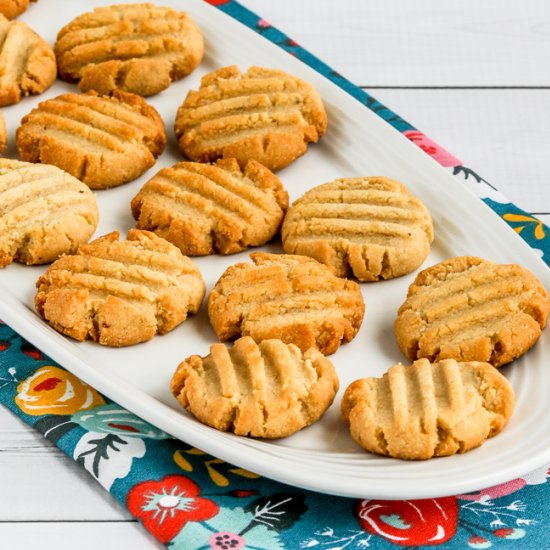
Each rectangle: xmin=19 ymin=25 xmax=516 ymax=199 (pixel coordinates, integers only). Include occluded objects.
xmin=282 ymin=177 xmax=434 ymax=281
xmin=0 ymin=14 xmax=56 ymax=106
xmin=175 ymin=65 xmax=327 ymax=172
xmin=0 ymin=112 xmax=5 ymax=153
xmin=208 ymin=252 xmax=364 ymax=355
xmin=395 ymin=256 xmax=550 ymax=367
xmin=16 ymin=90 xmax=166 ymax=189
xmin=35 ymin=230 xmax=205 ymax=347
xmin=55 ymin=3 xmax=204 ymax=96
xmin=0 ymin=159 xmax=98 ymax=268
xmin=171 ymin=336 xmax=339 ymax=438
xmin=341 ymin=358 xmax=515 ymax=460
xmin=0 ymin=0 xmax=29 ymax=19
xmin=131 ymin=158 xmax=288 ymax=256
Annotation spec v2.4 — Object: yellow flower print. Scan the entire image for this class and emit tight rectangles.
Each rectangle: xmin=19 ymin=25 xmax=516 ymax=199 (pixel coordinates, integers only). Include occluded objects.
xmin=173 ymin=449 xmax=260 ymax=486
xmin=15 ymin=366 xmax=104 ymax=416
xmin=503 ymin=214 xmax=546 ymax=240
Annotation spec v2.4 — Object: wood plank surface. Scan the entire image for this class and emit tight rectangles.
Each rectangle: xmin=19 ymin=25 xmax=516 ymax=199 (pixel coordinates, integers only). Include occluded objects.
xmin=240 ymin=0 xmax=550 ymax=87
xmin=0 ymin=408 xmax=129 ymax=521
xmin=372 ymin=88 xmax=550 ymax=213
xmin=0 ymin=522 xmax=163 ymax=550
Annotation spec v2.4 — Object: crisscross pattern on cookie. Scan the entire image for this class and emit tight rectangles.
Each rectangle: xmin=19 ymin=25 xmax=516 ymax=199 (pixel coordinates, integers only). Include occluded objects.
xmin=0 ymin=112 xmax=5 ymax=153
xmin=171 ymin=336 xmax=339 ymax=438
xmin=282 ymin=177 xmax=434 ymax=281
xmin=175 ymin=65 xmax=327 ymax=171
xmin=0 ymin=14 xmax=56 ymax=106
xmin=341 ymin=358 xmax=515 ymax=459
xmin=208 ymin=252 xmax=364 ymax=355
xmin=35 ymin=230 xmax=205 ymax=347
xmin=55 ymin=3 xmax=204 ymax=96
xmin=0 ymin=160 xmax=98 ymax=267
xmin=16 ymin=90 xmax=166 ymax=189
xmin=131 ymin=159 xmax=288 ymax=255
xmin=395 ymin=256 xmax=550 ymax=366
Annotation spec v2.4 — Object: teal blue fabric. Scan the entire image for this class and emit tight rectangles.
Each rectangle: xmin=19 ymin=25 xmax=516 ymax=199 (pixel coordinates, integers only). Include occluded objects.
xmin=1 ymin=1 xmax=549 ymax=548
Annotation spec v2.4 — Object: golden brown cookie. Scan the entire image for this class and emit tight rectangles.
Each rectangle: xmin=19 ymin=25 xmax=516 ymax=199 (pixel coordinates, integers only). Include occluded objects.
xmin=208 ymin=252 xmax=364 ymax=355
xmin=0 ymin=0 xmax=29 ymax=19
xmin=35 ymin=229 xmax=205 ymax=347
xmin=0 ymin=159 xmax=98 ymax=268
xmin=16 ymin=90 xmax=166 ymax=189
xmin=282 ymin=177 xmax=434 ymax=281
xmin=395 ymin=256 xmax=550 ymax=367
xmin=341 ymin=358 xmax=515 ymax=460
xmin=0 ymin=14 xmax=56 ymax=106
xmin=171 ymin=336 xmax=339 ymax=438
xmin=0 ymin=112 xmax=6 ymax=154
xmin=55 ymin=3 xmax=204 ymax=96
xmin=174 ymin=65 xmax=327 ymax=172
xmin=131 ymin=158 xmax=288 ymax=256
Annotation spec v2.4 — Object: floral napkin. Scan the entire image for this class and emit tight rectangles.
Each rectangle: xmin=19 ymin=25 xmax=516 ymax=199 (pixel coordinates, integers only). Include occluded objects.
xmin=1 ymin=1 xmax=549 ymax=548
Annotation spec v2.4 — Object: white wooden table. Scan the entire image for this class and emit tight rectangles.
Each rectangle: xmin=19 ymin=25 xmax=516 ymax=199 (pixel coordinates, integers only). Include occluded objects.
xmin=2 ymin=1 xmax=549 ymax=547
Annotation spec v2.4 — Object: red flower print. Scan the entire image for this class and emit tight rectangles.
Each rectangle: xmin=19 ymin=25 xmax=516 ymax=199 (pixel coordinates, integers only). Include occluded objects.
xmin=257 ymin=18 xmax=271 ymax=29
xmin=467 ymin=536 xmax=491 ymax=548
xmin=228 ymin=489 xmax=258 ymax=498
xmin=403 ymin=130 xmax=462 ymax=168
xmin=204 ymin=0 xmax=230 ymax=5
xmin=21 ymin=342 xmax=43 ymax=360
xmin=127 ymin=474 xmax=218 ymax=543
xmin=493 ymin=528 xmax=526 ymax=540
xmin=354 ymin=497 xmax=458 ymax=546
xmin=457 ymin=478 xmax=526 ymax=501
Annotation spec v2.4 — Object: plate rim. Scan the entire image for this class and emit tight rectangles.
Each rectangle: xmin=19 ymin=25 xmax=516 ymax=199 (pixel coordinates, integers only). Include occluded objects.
xmin=0 ymin=0 xmax=549 ymax=500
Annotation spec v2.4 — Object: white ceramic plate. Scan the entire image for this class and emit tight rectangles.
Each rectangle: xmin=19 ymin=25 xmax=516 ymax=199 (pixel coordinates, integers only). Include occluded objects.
xmin=1 ymin=0 xmax=549 ymax=500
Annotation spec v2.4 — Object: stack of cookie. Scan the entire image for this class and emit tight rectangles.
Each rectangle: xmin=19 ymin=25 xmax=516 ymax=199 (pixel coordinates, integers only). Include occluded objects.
xmin=1 ymin=2 xmax=548 ymax=458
